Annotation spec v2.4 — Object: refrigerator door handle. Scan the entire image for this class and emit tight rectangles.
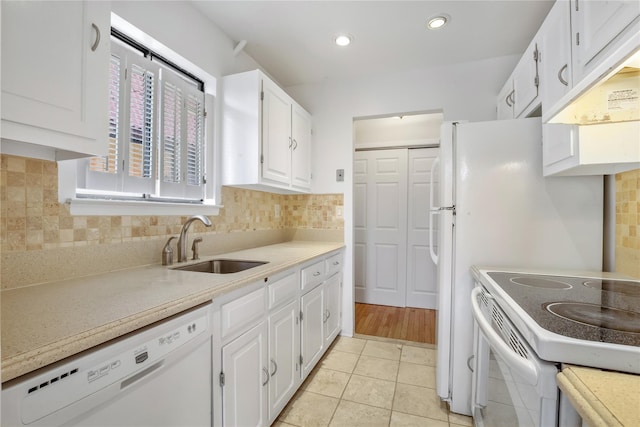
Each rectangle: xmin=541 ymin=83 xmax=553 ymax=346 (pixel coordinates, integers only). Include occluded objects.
xmin=429 ymin=156 xmax=440 ymax=265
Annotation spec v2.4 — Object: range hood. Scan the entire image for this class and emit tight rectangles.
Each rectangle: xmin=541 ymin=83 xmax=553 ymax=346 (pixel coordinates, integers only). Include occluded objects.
xmin=550 ymin=49 xmax=640 ymax=125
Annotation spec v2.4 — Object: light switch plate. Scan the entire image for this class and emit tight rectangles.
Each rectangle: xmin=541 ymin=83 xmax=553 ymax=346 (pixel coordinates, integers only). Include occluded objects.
xmin=336 ymin=169 xmax=344 ymax=182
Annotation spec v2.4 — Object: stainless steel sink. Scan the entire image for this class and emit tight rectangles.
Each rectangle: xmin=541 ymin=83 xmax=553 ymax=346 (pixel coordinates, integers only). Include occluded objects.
xmin=173 ymin=259 xmax=268 ymax=274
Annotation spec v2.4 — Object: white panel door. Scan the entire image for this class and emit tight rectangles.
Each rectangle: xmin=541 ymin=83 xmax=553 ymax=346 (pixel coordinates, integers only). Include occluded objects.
xmin=261 ymin=78 xmax=292 ymax=185
xmin=268 ymin=299 xmax=300 ymax=422
xmin=301 ymin=285 xmax=324 ymax=378
xmin=222 ymin=322 xmax=268 ymax=427
xmin=291 ymin=104 xmax=312 ymax=191
xmin=406 ymin=148 xmax=439 ymax=309
xmin=354 ymin=149 xmax=408 ymax=307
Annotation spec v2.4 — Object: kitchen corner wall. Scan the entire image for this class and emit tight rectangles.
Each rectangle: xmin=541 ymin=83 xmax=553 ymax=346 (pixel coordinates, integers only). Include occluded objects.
xmin=0 ymin=154 xmax=344 ymax=289
xmin=616 ymin=169 xmax=640 ymax=279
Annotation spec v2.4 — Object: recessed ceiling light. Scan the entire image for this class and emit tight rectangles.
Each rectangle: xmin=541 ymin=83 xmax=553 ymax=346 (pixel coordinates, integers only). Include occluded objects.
xmin=334 ymin=34 xmax=353 ymax=47
xmin=427 ymin=14 xmax=450 ymax=30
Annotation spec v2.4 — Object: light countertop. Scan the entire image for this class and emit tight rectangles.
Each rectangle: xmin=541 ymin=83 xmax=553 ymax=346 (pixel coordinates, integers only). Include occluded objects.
xmin=1 ymin=241 xmax=344 ymax=383
xmin=558 ymin=365 xmax=640 ymax=427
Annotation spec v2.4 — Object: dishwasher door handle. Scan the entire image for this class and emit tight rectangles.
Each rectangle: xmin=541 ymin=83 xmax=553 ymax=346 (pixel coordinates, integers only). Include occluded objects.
xmin=121 ymin=360 xmax=165 ymax=390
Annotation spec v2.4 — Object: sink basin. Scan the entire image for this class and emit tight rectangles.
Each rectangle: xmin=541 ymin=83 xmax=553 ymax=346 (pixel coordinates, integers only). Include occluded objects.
xmin=173 ymin=259 xmax=268 ymax=274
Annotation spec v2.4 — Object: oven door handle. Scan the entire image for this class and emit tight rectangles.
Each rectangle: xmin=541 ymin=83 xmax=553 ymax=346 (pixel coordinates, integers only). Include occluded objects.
xmin=471 ymin=288 xmax=539 ymax=386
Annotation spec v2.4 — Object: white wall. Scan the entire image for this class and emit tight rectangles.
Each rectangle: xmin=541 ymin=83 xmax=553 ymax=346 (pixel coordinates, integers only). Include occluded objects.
xmin=287 ymin=55 xmax=519 ymax=335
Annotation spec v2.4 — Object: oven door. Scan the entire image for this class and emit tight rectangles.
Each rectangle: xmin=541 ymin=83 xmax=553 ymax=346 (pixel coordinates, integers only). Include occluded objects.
xmin=471 ymin=286 xmax=559 ymax=427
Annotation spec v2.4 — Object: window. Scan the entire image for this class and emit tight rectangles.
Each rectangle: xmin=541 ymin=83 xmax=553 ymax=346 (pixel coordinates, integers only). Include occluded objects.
xmin=77 ymin=34 xmax=206 ymax=203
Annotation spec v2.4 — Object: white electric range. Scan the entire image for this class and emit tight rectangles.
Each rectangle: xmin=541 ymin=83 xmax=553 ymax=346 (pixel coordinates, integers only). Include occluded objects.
xmin=469 ymin=266 xmax=640 ymax=427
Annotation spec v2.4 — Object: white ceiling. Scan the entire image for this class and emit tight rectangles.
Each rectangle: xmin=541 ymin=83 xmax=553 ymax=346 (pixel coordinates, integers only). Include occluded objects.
xmin=191 ymin=1 xmax=554 ymax=88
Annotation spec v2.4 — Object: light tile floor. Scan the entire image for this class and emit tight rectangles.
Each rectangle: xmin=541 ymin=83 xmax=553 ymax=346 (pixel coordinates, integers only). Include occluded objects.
xmin=274 ymin=336 xmax=474 ymax=427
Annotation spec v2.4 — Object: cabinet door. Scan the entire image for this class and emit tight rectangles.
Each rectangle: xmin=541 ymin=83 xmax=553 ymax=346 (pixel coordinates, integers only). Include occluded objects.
xmin=323 ymin=274 xmax=342 ymax=346
xmin=1 ymin=0 xmax=110 ymax=157
xmin=221 ymin=322 xmax=268 ymax=427
xmin=496 ymin=79 xmax=514 ymax=120
xmin=540 ymin=0 xmax=573 ymax=113
xmin=261 ymin=78 xmax=292 ymax=186
xmin=268 ymin=299 xmax=300 ymax=422
xmin=571 ymin=0 xmax=640 ymax=81
xmin=512 ymin=40 xmax=540 ymax=117
xmin=291 ymin=104 xmax=312 ymax=191
xmin=301 ymin=285 xmax=324 ymax=378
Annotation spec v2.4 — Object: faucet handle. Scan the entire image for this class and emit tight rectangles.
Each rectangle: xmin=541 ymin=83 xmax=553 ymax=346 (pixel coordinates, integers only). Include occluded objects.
xmin=162 ymin=236 xmax=177 ymax=266
xmin=192 ymin=237 xmax=203 ymax=261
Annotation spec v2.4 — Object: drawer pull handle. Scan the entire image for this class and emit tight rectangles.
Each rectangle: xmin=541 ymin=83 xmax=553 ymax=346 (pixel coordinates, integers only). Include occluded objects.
xmin=90 ymin=23 xmax=101 ymax=52
xmin=262 ymin=367 xmax=269 ymax=386
xmin=313 ymin=271 xmax=321 ymax=277
xmin=557 ymin=64 xmax=569 ymax=86
xmin=332 ymin=261 xmax=340 ymax=266
xmin=270 ymin=359 xmax=278 ymax=377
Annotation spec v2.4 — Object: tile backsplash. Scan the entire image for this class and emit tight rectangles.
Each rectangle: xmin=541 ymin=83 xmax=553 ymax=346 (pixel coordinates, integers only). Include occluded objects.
xmin=0 ymin=154 xmax=343 ymax=288
xmin=616 ymin=169 xmax=640 ymax=279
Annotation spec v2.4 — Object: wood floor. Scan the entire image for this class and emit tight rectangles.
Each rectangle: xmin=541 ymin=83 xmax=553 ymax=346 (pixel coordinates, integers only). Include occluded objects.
xmin=354 ymin=303 xmax=437 ymax=344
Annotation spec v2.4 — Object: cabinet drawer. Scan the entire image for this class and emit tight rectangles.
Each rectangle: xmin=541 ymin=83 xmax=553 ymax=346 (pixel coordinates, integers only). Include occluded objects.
xmin=220 ymin=287 xmax=266 ymax=339
xmin=268 ymin=271 xmax=298 ymax=309
xmin=325 ymin=252 xmax=343 ymax=278
xmin=301 ymin=260 xmax=325 ymax=292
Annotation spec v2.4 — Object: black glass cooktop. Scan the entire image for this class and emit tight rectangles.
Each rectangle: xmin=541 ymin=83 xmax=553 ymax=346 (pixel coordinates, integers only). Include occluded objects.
xmin=487 ymin=272 xmax=640 ymax=347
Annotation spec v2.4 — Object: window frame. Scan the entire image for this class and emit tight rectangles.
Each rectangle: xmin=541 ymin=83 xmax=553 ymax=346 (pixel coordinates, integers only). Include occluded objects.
xmin=62 ymin=12 xmax=220 ymax=216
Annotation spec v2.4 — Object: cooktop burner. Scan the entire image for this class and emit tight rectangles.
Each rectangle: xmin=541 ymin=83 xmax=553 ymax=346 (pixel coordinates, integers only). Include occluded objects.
xmin=510 ymin=276 xmax=573 ymax=289
xmin=486 ymin=271 xmax=640 ymax=347
xmin=544 ymin=302 xmax=640 ymax=333
xmin=582 ymin=279 xmax=640 ymax=297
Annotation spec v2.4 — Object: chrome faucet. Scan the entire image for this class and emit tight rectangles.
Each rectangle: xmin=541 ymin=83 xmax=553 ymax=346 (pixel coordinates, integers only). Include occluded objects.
xmin=177 ymin=215 xmax=212 ymax=262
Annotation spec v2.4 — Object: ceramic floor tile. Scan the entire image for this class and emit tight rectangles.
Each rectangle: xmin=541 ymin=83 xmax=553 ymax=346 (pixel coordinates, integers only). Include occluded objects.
xmin=342 ymin=374 xmax=396 ymax=409
xmin=353 ymin=355 xmax=399 ymax=381
xmin=271 ymin=421 xmax=298 ymax=427
xmin=302 ymin=368 xmax=351 ymax=398
xmin=279 ymin=391 xmax=339 ymax=427
xmin=329 ymin=400 xmax=391 ymax=427
xmin=361 ymin=340 xmax=402 ymax=361
xmin=397 ymin=362 xmax=436 ymax=388
xmin=449 ymin=412 xmax=474 ymax=426
xmin=332 ymin=336 xmax=366 ymax=354
xmin=390 ymin=411 xmax=449 ymax=427
xmin=320 ymin=350 xmax=359 ymax=373
xmin=400 ymin=345 xmax=437 ymax=366
xmin=392 ymin=383 xmax=448 ymax=421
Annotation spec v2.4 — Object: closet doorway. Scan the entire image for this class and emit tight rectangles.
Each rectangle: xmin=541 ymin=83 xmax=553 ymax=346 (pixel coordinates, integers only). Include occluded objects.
xmin=353 ymin=112 xmax=442 ymax=313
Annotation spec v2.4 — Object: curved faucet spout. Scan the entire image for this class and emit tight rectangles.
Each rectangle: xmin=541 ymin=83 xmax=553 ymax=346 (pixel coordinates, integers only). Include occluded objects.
xmin=177 ymin=215 xmax=212 ymax=262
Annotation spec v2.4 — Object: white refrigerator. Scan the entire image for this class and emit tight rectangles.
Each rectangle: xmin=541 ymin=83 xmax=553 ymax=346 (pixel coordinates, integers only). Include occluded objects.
xmin=429 ymin=118 xmax=603 ymax=415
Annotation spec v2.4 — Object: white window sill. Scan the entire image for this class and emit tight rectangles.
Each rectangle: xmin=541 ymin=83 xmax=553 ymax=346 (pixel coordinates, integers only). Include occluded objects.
xmin=69 ymin=198 xmax=221 ymax=216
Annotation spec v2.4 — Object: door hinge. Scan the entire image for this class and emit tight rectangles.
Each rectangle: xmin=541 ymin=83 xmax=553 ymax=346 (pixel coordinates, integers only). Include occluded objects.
xmin=204 ymin=109 xmax=208 ymax=118
xmin=300 ymin=310 xmax=304 ymax=322
xmin=260 ymin=154 xmax=264 ymax=164
xmin=575 ymin=0 xmax=579 ymax=11
xmin=533 ymin=46 xmax=539 ymax=62
xmin=219 ymin=372 xmax=225 ymax=387
xmin=260 ymin=91 xmax=264 ymax=101
xmin=534 ymin=75 xmax=539 ymax=88
xmin=299 ymin=355 xmax=303 ymax=366
xmin=576 ymin=32 xmax=580 ymax=46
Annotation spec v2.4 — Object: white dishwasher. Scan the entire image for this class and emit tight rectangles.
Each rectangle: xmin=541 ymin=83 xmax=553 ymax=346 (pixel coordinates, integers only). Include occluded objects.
xmin=2 ymin=304 xmax=212 ymax=427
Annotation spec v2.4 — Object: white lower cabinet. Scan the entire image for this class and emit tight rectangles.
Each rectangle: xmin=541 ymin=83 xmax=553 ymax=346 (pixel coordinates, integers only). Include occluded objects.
xmin=323 ymin=273 xmax=342 ymax=347
xmin=221 ymin=321 xmax=268 ymax=427
xmin=301 ymin=284 xmax=325 ymax=378
xmin=213 ymin=249 xmax=344 ymax=427
xmin=268 ymin=299 xmax=300 ymax=421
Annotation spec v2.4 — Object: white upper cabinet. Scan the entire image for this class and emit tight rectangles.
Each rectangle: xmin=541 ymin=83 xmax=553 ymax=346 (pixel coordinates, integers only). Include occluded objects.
xmin=540 ymin=1 xmax=573 ymax=113
xmin=222 ymin=70 xmax=312 ymax=194
xmin=496 ymin=78 xmax=515 ymax=120
xmin=496 ymin=39 xmax=540 ymax=119
xmin=1 ymin=1 xmax=110 ymax=160
xmin=512 ymin=40 xmax=541 ymax=117
xmin=571 ymin=0 xmax=640 ymax=82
